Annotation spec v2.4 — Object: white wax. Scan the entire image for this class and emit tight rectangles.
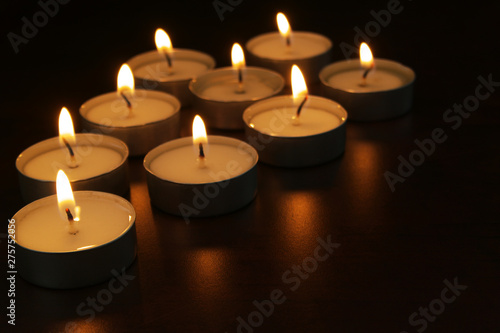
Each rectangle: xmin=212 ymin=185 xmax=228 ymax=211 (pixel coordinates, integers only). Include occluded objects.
xmin=16 ymin=195 xmax=132 ymax=252
xmin=84 ymin=94 xmax=175 ymax=127
xmin=327 ymin=69 xmax=406 ymax=92
xmin=249 ymin=32 xmax=329 ymax=60
xmin=198 ymin=76 xmax=275 ymax=102
xmin=134 ymin=59 xmax=209 ymax=81
xmin=249 ymin=107 xmax=341 ymax=137
xmin=23 ymin=145 xmax=123 ymax=181
xmin=150 ymin=143 xmax=254 ymax=184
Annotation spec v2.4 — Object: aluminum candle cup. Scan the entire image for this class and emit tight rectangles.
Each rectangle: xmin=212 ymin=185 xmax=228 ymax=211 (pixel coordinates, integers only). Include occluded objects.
xmin=12 ymin=191 xmax=136 ymax=289
xmin=319 ymin=59 xmax=415 ymax=121
xmin=80 ymin=90 xmax=181 ymax=156
xmin=189 ymin=67 xmax=285 ymax=130
xmin=246 ymin=32 xmax=332 ymax=86
xmin=127 ymin=49 xmax=216 ymax=107
xmin=243 ymin=95 xmax=347 ymax=168
xmin=144 ymin=136 xmax=258 ymax=219
xmin=16 ymin=133 xmax=129 ymax=203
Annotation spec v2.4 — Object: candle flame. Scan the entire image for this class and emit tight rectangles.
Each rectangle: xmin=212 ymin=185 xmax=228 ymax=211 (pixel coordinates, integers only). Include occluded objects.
xmin=291 ymin=65 xmax=308 ymax=100
xmin=58 ymin=107 xmax=75 ymax=147
xmin=155 ymin=28 xmax=173 ymax=53
xmin=117 ymin=64 xmax=135 ymax=95
xmin=360 ymin=42 xmax=374 ymax=69
xmin=277 ymin=12 xmax=291 ymax=39
xmin=56 ymin=170 xmax=79 ymax=222
xmin=192 ymin=115 xmax=208 ymax=147
xmin=231 ymin=43 xmax=245 ymax=70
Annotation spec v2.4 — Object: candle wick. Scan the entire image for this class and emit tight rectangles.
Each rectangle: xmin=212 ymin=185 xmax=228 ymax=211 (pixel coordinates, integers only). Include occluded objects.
xmin=199 ymin=143 xmax=205 ymax=159
xmin=362 ymin=68 xmax=371 ymax=79
xmin=164 ymin=53 xmax=172 ymax=68
xmin=362 ymin=63 xmax=374 ymax=80
xmin=120 ymin=92 xmax=134 ymax=118
xmin=163 ymin=52 xmax=173 ymax=74
xmin=62 ymin=137 xmax=78 ymax=168
xmin=120 ymin=92 xmax=132 ymax=109
xmin=197 ymin=142 xmax=207 ymax=168
xmin=236 ymin=68 xmax=245 ymax=93
xmin=286 ymin=35 xmax=291 ymax=47
xmin=360 ymin=64 xmax=374 ymax=87
xmin=292 ymin=95 xmax=308 ymax=126
xmin=65 ymin=208 xmax=74 ymax=222
xmin=296 ymin=95 xmax=308 ymax=117
xmin=62 ymin=137 xmax=75 ymax=157
xmin=65 ymin=208 xmax=79 ymax=235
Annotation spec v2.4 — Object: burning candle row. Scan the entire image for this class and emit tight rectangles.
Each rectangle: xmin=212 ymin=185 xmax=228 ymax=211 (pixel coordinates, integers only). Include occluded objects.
xmin=17 ymin=61 xmax=344 ymax=203
xmin=13 ymin=112 xmax=258 ymax=288
xmin=11 ymin=12 xmax=414 ymax=289
xmin=80 ymin=13 xmax=413 ymax=155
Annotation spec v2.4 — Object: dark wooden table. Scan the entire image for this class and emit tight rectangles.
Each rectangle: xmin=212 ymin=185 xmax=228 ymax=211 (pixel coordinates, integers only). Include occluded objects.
xmin=2 ymin=1 xmax=499 ymax=332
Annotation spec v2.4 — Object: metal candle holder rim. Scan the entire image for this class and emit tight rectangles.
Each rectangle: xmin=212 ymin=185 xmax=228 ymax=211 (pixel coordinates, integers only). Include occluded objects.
xmin=15 ymin=133 xmax=129 ymax=183
xmin=79 ymin=89 xmax=181 ymax=129
xmin=319 ymin=58 xmax=416 ymax=94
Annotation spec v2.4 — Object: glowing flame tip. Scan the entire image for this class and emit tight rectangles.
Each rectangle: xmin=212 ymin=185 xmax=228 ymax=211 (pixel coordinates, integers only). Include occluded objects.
xmin=231 ymin=43 xmax=245 ymax=69
xmin=58 ymin=107 xmax=75 ymax=146
xmin=291 ymin=65 xmax=308 ymax=99
xmin=360 ymin=42 xmax=374 ymax=69
xmin=56 ymin=170 xmax=77 ymax=221
xmin=277 ymin=12 xmax=291 ymax=37
xmin=192 ymin=115 xmax=207 ymax=146
xmin=155 ymin=28 xmax=173 ymax=52
xmin=117 ymin=64 xmax=135 ymax=94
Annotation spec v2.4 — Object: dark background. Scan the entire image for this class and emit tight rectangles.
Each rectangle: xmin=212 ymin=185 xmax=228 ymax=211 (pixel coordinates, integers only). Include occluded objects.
xmin=1 ymin=0 xmax=499 ymax=332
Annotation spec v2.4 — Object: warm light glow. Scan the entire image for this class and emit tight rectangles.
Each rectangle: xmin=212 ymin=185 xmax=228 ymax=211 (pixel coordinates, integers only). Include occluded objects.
xmin=155 ymin=28 xmax=173 ymax=53
xmin=188 ymin=249 xmax=230 ymax=300
xmin=277 ymin=12 xmax=291 ymax=38
xmin=192 ymin=115 xmax=208 ymax=146
xmin=291 ymin=65 xmax=308 ymax=100
xmin=58 ymin=107 xmax=75 ymax=147
xmin=117 ymin=64 xmax=135 ymax=95
xmin=56 ymin=170 xmax=78 ymax=222
xmin=360 ymin=42 xmax=374 ymax=69
xmin=77 ymin=245 xmax=95 ymax=251
xmin=231 ymin=43 xmax=245 ymax=70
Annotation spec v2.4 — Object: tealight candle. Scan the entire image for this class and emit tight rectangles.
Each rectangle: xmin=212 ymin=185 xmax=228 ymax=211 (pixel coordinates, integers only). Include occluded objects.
xmin=189 ymin=43 xmax=284 ymax=129
xmin=243 ymin=65 xmax=347 ymax=167
xmin=319 ymin=43 xmax=415 ymax=121
xmin=127 ymin=28 xmax=216 ymax=106
xmin=246 ymin=12 xmax=332 ymax=85
xmin=144 ymin=116 xmax=258 ymax=220
xmin=80 ymin=64 xmax=181 ymax=156
xmin=12 ymin=171 xmax=136 ymax=289
xmin=16 ymin=108 xmax=129 ymax=203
